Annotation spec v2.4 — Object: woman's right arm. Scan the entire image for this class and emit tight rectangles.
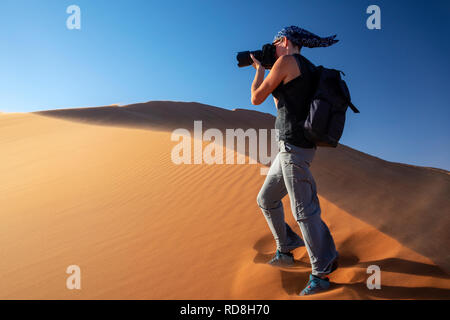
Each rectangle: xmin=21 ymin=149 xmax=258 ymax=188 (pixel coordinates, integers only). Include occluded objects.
xmin=250 ymin=54 xmax=289 ymax=105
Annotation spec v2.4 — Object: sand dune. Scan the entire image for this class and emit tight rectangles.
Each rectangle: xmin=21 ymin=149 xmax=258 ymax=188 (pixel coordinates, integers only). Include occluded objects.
xmin=0 ymin=101 xmax=449 ymax=299
xmin=33 ymin=101 xmax=276 ymax=133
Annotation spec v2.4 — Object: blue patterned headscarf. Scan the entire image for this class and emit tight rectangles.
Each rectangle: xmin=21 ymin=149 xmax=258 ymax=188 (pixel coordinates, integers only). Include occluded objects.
xmin=273 ymin=26 xmax=338 ymax=48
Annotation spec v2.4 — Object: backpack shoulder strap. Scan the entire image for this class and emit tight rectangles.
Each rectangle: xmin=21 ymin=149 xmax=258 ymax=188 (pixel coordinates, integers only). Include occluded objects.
xmin=334 ymin=68 xmax=360 ymax=114
xmin=292 ymin=53 xmax=303 ymax=74
xmin=292 ymin=54 xmax=317 ymax=82
xmin=349 ymin=101 xmax=360 ymax=113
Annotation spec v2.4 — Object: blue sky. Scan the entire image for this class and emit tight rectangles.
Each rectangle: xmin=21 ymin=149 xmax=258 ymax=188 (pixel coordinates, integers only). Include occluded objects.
xmin=1 ymin=0 xmax=449 ymax=170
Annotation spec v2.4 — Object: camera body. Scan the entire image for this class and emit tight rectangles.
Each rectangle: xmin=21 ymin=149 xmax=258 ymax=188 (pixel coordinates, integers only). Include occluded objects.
xmin=236 ymin=43 xmax=277 ymax=69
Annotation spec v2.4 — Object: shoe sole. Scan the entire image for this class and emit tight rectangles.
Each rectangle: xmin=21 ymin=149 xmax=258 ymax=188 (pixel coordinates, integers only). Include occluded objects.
xmin=267 ymin=261 xmax=295 ymax=268
xmin=299 ymin=286 xmax=330 ymax=296
xmin=267 ymin=256 xmax=295 ymax=268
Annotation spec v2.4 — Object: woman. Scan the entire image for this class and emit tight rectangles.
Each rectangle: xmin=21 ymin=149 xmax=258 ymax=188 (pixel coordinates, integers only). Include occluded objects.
xmin=250 ymin=26 xmax=339 ymax=296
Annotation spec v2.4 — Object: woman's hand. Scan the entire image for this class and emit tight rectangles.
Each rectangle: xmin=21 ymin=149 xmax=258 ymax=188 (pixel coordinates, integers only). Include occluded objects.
xmin=250 ymin=53 xmax=266 ymax=104
xmin=250 ymin=53 xmax=264 ymax=70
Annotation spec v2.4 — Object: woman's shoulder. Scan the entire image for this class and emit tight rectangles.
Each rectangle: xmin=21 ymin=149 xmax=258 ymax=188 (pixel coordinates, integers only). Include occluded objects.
xmin=274 ymin=54 xmax=297 ymax=68
xmin=283 ymin=53 xmax=315 ymax=71
xmin=274 ymin=54 xmax=302 ymax=76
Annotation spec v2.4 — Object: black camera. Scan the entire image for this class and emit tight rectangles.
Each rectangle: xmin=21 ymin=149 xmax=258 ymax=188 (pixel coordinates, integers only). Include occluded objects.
xmin=236 ymin=43 xmax=277 ymax=69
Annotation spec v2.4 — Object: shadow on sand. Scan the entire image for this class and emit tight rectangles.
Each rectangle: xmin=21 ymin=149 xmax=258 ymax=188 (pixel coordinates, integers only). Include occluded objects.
xmin=253 ymin=236 xmax=450 ymax=299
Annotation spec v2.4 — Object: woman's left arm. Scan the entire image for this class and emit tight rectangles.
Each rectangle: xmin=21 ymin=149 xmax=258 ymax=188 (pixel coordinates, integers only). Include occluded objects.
xmin=250 ymin=54 xmax=289 ymax=105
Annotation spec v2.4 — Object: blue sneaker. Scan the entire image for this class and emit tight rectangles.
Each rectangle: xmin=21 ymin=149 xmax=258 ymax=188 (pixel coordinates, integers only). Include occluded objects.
xmin=267 ymin=250 xmax=295 ymax=267
xmin=299 ymin=274 xmax=331 ymax=296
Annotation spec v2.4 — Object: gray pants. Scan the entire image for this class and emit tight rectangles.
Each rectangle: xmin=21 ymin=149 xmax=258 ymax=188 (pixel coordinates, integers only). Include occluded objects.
xmin=257 ymin=140 xmax=338 ymax=277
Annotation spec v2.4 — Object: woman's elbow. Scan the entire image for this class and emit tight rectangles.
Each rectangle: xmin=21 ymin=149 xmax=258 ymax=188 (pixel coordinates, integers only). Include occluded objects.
xmin=251 ymin=94 xmax=263 ymax=105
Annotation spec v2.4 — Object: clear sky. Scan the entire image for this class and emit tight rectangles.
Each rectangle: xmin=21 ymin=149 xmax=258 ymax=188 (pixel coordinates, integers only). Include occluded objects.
xmin=1 ymin=0 xmax=449 ymax=171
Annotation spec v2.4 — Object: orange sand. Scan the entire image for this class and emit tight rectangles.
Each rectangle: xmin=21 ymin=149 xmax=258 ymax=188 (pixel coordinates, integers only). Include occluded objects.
xmin=0 ymin=102 xmax=449 ymax=299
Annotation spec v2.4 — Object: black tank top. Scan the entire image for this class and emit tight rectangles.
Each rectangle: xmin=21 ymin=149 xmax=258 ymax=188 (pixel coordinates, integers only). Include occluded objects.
xmin=272 ymin=53 xmax=317 ymax=149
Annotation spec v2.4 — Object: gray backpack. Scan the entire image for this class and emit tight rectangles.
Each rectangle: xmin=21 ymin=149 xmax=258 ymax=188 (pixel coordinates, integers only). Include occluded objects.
xmin=303 ymin=66 xmax=360 ymax=147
